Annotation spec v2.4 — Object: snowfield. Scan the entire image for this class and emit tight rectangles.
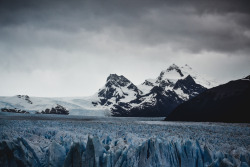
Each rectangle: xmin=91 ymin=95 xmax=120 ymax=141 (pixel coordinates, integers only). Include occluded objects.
xmin=0 ymin=113 xmax=249 ymax=167
xmin=0 ymin=95 xmax=108 ymax=116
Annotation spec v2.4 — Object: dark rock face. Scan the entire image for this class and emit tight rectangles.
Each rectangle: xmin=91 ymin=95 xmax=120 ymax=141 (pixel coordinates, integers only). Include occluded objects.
xmin=1 ymin=108 xmax=29 ymax=114
xmin=142 ymin=80 xmax=154 ymax=87
xmin=166 ymin=64 xmax=184 ymax=76
xmin=110 ymin=75 xmax=206 ymax=117
xmin=173 ymin=75 xmax=207 ymax=99
xmin=17 ymin=95 xmax=33 ymax=104
xmin=41 ymin=104 xmax=69 ymax=115
xmin=165 ymin=75 xmax=250 ymax=123
xmin=111 ymin=87 xmax=184 ymax=117
xmin=244 ymin=75 xmax=250 ymax=80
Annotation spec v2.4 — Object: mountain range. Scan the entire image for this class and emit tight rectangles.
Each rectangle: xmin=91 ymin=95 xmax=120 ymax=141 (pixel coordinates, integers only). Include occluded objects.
xmin=0 ymin=64 xmax=218 ymax=117
xmin=165 ymin=75 xmax=250 ymax=123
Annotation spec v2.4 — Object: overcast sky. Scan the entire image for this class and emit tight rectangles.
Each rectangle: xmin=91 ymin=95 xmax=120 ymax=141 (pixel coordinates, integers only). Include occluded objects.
xmin=0 ymin=0 xmax=250 ymax=97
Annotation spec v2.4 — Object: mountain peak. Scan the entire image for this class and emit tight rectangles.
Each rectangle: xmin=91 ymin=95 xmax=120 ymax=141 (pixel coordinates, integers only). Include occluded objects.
xmin=183 ymin=75 xmax=195 ymax=83
xmin=95 ymin=74 xmax=141 ymax=107
xmin=167 ymin=64 xmax=180 ymax=71
xmin=107 ymin=74 xmax=120 ymax=81
xmin=162 ymin=64 xmax=184 ymax=77
xmin=106 ymin=74 xmax=131 ymax=87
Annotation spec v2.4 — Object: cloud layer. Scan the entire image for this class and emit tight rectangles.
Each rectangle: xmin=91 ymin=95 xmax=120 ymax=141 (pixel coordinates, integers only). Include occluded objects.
xmin=0 ymin=0 xmax=249 ymax=96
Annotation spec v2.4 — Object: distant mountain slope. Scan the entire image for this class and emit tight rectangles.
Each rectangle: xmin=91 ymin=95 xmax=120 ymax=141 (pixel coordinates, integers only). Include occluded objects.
xmin=0 ymin=96 xmax=108 ymax=116
xmin=0 ymin=64 xmax=218 ymax=117
xmin=165 ymin=75 xmax=250 ymax=123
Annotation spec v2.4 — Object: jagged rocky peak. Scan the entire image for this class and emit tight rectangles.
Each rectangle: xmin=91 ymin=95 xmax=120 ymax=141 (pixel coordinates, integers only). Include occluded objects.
xmin=173 ymin=75 xmax=207 ymax=99
xmin=157 ymin=64 xmax=184 ymax=83
xmin=176 ymin=75 xmax=196 ymax=85
xmin=106 ymin=74 xmax=131 ymax=87
xmin=167 ymin=63 xmax=180 ymax=71
xmin=95 ymin=74 xmax=141 ymax=107
xmin=102 ymin=74 xmax=140 ymax=94
xmin=166 ymin=63 xmax=184 ymax=76
xmin=140 ymin=64 xmax=190 ymax=90
xmin=142 ymin=80 xmax=155 ymax=87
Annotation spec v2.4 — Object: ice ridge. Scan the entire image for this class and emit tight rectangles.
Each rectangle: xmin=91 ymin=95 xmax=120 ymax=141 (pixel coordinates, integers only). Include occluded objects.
xmin=0 ymin=136 xmax=249 ymax=167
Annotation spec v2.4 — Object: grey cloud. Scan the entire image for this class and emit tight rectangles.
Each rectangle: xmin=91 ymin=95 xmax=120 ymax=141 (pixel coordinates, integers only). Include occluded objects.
xmin=0 ymin=0 xmax=249 ymax=96
xmin=0 ymin=0 xmax=250 ymax=54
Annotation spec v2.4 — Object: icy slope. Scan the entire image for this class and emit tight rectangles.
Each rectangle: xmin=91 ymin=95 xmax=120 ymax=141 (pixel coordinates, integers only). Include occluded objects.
xmin=180 ymin=64 xmax=218 ymax=89
xmin=0 ymin=115 xmax=249 ymax=167
xmin=0 ymin=95 xmax=108 ymax=116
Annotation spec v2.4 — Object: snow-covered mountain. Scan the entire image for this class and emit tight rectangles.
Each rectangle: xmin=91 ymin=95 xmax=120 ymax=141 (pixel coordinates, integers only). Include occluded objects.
xmin=92 ymin=64 xmax=216 ymax=116
xmin=138 ymin=64 xmax=217 ymax=96
xmin=0 ymin=64 xmax=218 ymax=116
xmin=92 ymin=74 xmax=142 ymax=107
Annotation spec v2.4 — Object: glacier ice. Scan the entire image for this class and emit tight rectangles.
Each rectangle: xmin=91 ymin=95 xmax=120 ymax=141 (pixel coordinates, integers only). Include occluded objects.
xmin=0 ymin=115 xmax=249 ymax=167
xmin=1 ymin=136 xmax=249 ymax=167
xmin=0 ymin=138 xmax=40 ymax=167
xmin=48 ymin=141 xmax=66 ymax=167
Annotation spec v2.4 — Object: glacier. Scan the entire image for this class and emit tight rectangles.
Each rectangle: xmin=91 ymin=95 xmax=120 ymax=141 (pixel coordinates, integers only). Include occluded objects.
xmin=0 ymin=114 xmax=249 ymax=167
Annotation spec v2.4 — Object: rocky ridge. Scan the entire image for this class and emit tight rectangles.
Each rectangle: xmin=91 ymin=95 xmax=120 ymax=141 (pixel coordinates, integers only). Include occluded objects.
xmin=93 ymin=64 xmax=209 ymax=116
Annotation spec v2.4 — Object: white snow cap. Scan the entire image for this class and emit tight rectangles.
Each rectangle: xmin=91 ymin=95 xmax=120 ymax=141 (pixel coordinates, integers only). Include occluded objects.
xmin=138 ymin=63 xmax=218 ymax=95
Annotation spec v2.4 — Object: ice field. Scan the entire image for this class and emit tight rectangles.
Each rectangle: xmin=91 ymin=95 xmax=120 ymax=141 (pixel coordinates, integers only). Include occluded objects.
xmin=0 ymin=113 xmax=249 ymax=167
